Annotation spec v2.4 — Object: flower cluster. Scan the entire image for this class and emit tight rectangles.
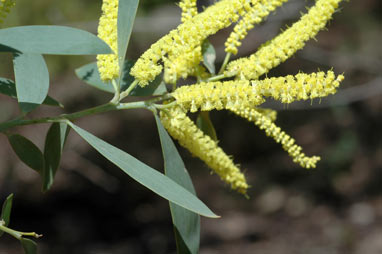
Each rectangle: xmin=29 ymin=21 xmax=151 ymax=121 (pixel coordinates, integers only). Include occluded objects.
xmin=0 ymin=0 xmax=15 ymax=24
xmin=179 ymin=0 xmax=198 ymax=23
xmin=160 ymin=105 xmax=249 ymax=194
xmin=130 ymin=0 xmax=252 ymax=86
xmin=225 ymin=0 xmax=287 ymax=55
xmin=225 ymin=0 xmax=342 ymax=80
xmin=229 ymin=106 xmax=320 ymax=168
xmin=93 ymin=0 xmax=345 ymax=193
xmin=97 ymin=0 xmax=119 ymax=82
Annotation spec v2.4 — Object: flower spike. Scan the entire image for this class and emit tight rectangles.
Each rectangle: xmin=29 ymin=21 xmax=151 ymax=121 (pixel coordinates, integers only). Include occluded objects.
xmin=225 ymin=0 xmax=288 ymax=55
xmin=229 ymin=106 xmax=320 ymax=168
xmin=160 ymin=106 xmax=249 ymax=194
xmin=179 ymin=0 xmax=198 ymax=23
xmin=97 ymin=0 xmax=119 ymax=82
xmin=131 ymin=0 xmax=252 ymax=86
xmin=225 ymin=0 xmax=343 ymax=79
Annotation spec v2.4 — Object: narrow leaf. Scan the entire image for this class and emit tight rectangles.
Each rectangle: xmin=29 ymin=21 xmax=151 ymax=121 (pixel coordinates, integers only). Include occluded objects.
xmin=42 ymin=123 xmax=70 ymax=192
xmin=0 ymin=26 xmax=111 ymax=55
xmin=69 ymin=122 xmax=218 ymax=218
xmin=8 ymin=134 xmax=44 ymax=173
xmin=13 ymin=53 xmax=49 ymax=112
xmin=0 ymin=193 xmax=13 ymax=237
xmin=155 ymin=115 xmax=200 ymax=254
xmin=0 ymin=78 xmax=62 ymax=107
xmin=202 ymin=40 xmax=216 ymax=74
xmin=20 ymin=238 xmax=37 ymax=254
xmin=117 ymin=0 xmax=139 ymax=74
xmin=196 ymin=111 xmax=217 ymax=141
xmin=75 ymin=61 xmax=165 ymax=96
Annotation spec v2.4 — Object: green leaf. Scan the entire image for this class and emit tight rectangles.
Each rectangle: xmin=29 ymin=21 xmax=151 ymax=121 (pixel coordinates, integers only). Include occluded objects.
xmin=13 ymin=53 xmax=49 ymax=112
xmin=117 ymin=0 xmax=139 ymax=75
xmin=0 ymin=193 xmax=13 ymax=237
xmin=20 ymin=238 xmax=37 ymax=254
xmin=0 ymin=78 xmax=62 ymax=107
xmin=196 ymin=111 xmax=217 ymax=141
xmin=42 ymin=123 xmax=70 ymax=192
xmin=75 ymin=61 xmax=166 ymax=96
xmin=8 ymin=134 xmax=44 ymax=173
xmin=69 ymin=122 xmax=218 ymax=218
xmin=202 ymin=40 xmax=216 ymax=74
xmin=155 ymin=115 xmax=200 ymax=254
xmin=0 ymin=26 xmax=111 ymax=55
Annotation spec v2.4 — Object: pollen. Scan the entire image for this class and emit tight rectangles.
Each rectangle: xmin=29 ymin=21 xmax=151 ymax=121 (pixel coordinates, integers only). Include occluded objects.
xmin=160 ymin=106 xmax=249 ymax=194
xmin=97 ymin=0 xmax=119 ymax=82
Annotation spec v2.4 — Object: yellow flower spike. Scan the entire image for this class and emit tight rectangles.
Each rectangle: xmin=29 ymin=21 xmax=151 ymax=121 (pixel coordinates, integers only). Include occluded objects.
xmin=97 ymin=0 xmax=119 ymax=82
xmin=229 ymin=106 xmax=320 ymax=168
xmin=131 ymin=0 xmax=251 ymax=86
xmin=225 ymin=0 xmax=288 ymax=55
xmin=0 ymin=0 xmax=16 ymax=24
xmin=225 ymin=0 xmax=343 ymax=79
xmin=253 ymin=71 xmax=344 ymax=104
xmin=179 ymin=0 xmax=198 ymax=23
xmin=172 ymin=80 xmax=265 ymax=112
xmin=160 ymin=106 xmax=249 ymax=194
xmin=254 ymin=108 xmax=277 ymax=121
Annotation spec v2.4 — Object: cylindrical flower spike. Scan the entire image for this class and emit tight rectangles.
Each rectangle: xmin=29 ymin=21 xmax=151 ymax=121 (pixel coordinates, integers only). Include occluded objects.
xmin=97 ymin=0 xmax=119 ymax=82
xmin=131 ymin=0 xmax=251 ymax=86
xmin=0 ymin=0 xmax=16 ymax=24
xmin=253 ymin=71 xmax=345 ymax=103
xmin=225 ymin=0 xmax=288 ymax=55
xmin=160 ymin=106 xmax=249 ymax=194
xmin=172 ymin=80 xmax=265 ymax=112
xmin=229 ymin=106 xmax=320 ymax=168
xmin=225 ymin=0 xmax=343 ymax=79
xmin=179 ymin=0 xmax=198 ymax=23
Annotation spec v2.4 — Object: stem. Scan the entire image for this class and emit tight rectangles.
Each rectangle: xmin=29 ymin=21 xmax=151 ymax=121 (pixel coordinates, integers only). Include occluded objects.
xmin=120 ymin=79 xmax=139 ymax=100
xmin=153 ymin=101 xmax=177 ymax=109
xmin=0 ymin=94 xmax=174 ymax=133
xmin=110 ymin=79 xmax=120 ymax=104
xmin=206 ymin=74 xmax=227 ymax=82
xmin=218 ymin=53 xmax=231 ymax=75
xmin=0 ymin=224 xmax=21 ymax=239
xmin=0 ymin=224 xmax=42 ymax=240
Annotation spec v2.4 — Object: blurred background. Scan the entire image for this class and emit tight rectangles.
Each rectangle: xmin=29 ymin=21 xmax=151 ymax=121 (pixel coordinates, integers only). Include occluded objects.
xmin=0 ymin=0 xmax=381 ymax=253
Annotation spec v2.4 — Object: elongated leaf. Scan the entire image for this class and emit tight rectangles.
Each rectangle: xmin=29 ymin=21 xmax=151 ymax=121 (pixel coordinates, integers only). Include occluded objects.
xmin=8 ymin=134 xmax=44 ymax=173
xmin=196 ymin=111 xmax=217 ymax=141
xmin=0 ymin=193 xmax=13 ymax=237
xmin=69 ymin=122 xmax=218 ymax=218
xmin=20 ymin=238 xmax=37 ymax=254
xmin=42 ymin=123 xmax=70 ymax=192
xmin=202 ymin=40 xmax=216 ymax=74
xmin=0 ymin=26 xmax=111 ymax=55
xmin=155 ymin=115 xmax=200 ymax=254
xmin=13 ymin=53 xmax=49 ymax=112
xmin=117 ymin=0 xmax=139 ymax=75
xmin=0 ymin=78 xmax=62 ymax=107
xmin=75 ymin=61 xmax=165 ymax=96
